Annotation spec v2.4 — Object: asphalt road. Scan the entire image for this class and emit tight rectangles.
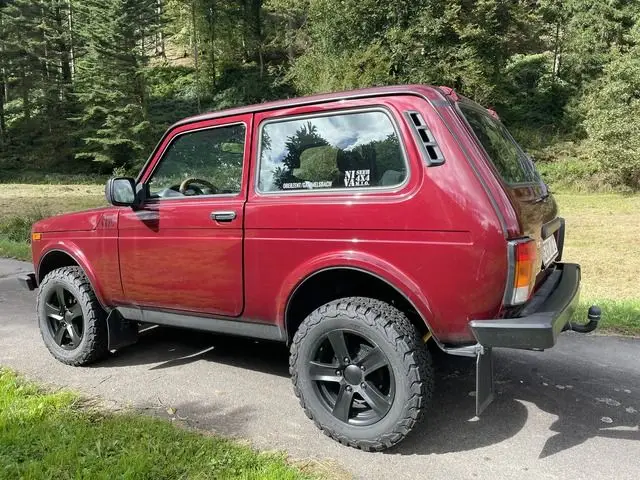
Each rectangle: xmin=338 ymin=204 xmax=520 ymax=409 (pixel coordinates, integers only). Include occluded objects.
xmin=1 ymin=258 xmax=639 ymax=479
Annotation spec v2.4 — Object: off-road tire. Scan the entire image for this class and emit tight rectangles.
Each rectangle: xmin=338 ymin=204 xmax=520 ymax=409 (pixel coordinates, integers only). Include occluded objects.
xmin=290 ymin=297 xmax=434 ymax=451
xmin=37 ymin=266 xmax=109 ymax=366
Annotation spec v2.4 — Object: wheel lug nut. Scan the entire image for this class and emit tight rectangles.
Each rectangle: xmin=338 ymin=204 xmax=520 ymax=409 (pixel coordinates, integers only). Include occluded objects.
xmin=361 ymin=382 xmax=367 ymax=389
xmin=335 ymin=370 xmax=342 ymax=376
xmin=344 ymin=357 xmax=349 ymax=364
xmin=346 ymin=386 xmax=352 ymax=392
xmin=360 ymin=365 xmax=365 ymax=371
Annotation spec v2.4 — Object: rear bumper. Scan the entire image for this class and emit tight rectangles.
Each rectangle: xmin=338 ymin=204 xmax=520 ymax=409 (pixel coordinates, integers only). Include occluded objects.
xmin=18 ymin=273 xmax=38 ymax=291
xmin=469 ymin=263 xmax=590 ymax=350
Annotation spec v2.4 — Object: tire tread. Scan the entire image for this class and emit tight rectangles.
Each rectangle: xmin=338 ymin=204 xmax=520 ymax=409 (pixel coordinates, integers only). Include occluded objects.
xmin=37 ymin=266 xmax=109 ymax=366
xmin=289 ymin=296 xmax=434 ymax=452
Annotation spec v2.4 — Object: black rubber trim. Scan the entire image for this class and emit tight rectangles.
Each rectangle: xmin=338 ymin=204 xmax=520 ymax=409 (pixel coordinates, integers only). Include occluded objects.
xmin=556 ymin=218 xmax=566 ymax=261
xmin=116 ymin=306 xmax=285 ymax=342
xmin=469 ymin=263 xmax=581 ymax=350
xmin=541 ymin=216 xmax=563 ymax=239
xmin=18 ymin=273 xmax=37 ymax=291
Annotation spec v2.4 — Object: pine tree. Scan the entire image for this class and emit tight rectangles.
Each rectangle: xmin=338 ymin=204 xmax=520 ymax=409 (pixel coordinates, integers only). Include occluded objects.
xmin=73 ymin=0 xmax=160 ymax=168
xmin=0 ymin=0 xmax=46 ymax=121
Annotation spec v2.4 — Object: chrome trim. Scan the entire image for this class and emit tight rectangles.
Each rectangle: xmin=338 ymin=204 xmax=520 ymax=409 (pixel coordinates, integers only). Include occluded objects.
xmin=254 ymin=106 xmax=411 ymax=196
xmin=502 ymin=237 xmax=534 ymax=307
xmin=141 ymin=121 xmax=248 ymax=202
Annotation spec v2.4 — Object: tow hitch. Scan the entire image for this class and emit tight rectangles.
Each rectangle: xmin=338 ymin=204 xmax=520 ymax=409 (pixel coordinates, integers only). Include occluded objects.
xmin=565 ymin=305 xmax=601 ymax=333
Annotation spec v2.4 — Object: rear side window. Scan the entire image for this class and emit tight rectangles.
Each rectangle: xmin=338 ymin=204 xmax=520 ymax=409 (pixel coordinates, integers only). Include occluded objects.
xmin=460 ymin=105 xmax=538 ymax=185
xmin=257 ymin=110 xmax=407 ymax=193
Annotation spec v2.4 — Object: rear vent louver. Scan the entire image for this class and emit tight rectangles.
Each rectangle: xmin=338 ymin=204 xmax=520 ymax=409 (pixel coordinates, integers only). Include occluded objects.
xmin=407 ymin=111 xmax=445 ymax=166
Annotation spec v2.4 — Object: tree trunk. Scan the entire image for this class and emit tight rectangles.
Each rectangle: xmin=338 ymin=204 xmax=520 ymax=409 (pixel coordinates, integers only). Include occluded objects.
xmin=192 ymin=0 xmax=201 ymax=112
xmin=253 ymin=0 xmax=263 ymax=77
xmin=0 ymin=76 xmax=5 ymax=143
xmin=209 ymin=3 xmax=216 ymax=91
xmin=0 ymin=12 xmax=5 ymax=143
xmin=157 ymin=0 xmax=165 ymax=57
xmin=68 ymin=0 xmax=75 ymax=79
xmin=21 ymin=69 xmax=31 ymax=120
xmin=57 ymin=2 xmax=72 ymax=86
xmin=287 ymin=16 xmax=295 ymax=64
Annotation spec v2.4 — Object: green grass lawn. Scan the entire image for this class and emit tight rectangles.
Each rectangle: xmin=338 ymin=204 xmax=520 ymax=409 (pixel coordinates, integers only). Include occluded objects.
xmin=0 ymin=368 xmax=319 ymax=480
xmin=0 ymin=185 xmax=638 ymax=335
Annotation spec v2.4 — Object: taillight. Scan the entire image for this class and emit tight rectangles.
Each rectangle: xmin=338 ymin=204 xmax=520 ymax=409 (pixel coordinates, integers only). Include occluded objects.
xmin=505 ymin=238 xmax=537 ymax=306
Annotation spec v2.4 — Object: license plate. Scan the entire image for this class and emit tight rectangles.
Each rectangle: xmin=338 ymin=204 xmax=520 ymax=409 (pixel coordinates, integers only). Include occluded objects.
xmin=541 ymin=235 xmax=559 ymax=267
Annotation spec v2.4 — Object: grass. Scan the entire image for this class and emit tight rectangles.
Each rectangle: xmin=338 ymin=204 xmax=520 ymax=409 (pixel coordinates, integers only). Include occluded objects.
xmin=0 ymin=368 xmax=318 ymax=480
xmin=0 ymin=237 xmax=31 ymax=260
xmin=575 ymin=300 xmax=640 ymax=336
xmin=0 ymin=184 xmax=106 ymax=262
xmin=554 ymin=193 xmax=640 ymax=300
xmin=0 ymin=184 xmax=637 ymax=335
xmin=0 ymin=170 xmax=108 ymax=185
xmin=0 ymin=184 xmax=105 ymax=219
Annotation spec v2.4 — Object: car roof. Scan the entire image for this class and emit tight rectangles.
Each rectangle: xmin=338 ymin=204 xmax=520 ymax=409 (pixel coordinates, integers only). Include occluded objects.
xmin=172 ymin=84 xmax=449 ymax=129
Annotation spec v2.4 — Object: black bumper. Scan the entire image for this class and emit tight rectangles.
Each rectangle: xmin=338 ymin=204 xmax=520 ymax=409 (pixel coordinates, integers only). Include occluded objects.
xmin=18 ymin=273 xmax=38 ymax=291
xmin=470 ymin=263 xmax=588 ymax=350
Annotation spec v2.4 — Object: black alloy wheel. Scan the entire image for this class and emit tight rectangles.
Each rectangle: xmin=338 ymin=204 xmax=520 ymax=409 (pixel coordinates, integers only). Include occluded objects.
xmin=309 ymin=329 xmax=395 ymax=426
xmin=290 ymin=297 xmax=434 ymax=451
xmin=44 ymin=285 xmax=85 ymax=350
xmin=37 ymin=266 xmax=110 ymax=366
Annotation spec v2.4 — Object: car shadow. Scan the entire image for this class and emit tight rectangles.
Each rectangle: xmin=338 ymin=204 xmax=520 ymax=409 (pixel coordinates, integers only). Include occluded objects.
xmin=392 ymin=348 xmax=640 ymax=456
xmin=98 ymin=326 xmax=640 ymax=458
xmin=99 ymin=325 xmax=290 ymax=378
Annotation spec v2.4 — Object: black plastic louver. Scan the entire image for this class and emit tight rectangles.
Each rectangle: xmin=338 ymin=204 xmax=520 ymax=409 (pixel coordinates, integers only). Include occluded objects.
xmin=406 ymin=111 xmax=445 ymax=166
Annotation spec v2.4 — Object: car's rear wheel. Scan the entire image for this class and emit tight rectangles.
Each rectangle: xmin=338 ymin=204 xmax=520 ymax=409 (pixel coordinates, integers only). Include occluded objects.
xmin=37 ymin=266 xmax=109 ymax=366
xmin=290 ymin=297 xmax=433 ymax=451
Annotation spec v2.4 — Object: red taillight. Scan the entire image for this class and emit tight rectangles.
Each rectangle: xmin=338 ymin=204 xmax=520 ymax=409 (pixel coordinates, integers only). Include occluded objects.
xmin=506 ymin=239 xmax=537 ymax=305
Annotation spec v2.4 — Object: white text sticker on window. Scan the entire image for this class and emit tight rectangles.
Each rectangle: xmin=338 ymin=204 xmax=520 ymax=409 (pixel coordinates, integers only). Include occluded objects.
xmin=345 ymin=169 xmax=370 ymax=187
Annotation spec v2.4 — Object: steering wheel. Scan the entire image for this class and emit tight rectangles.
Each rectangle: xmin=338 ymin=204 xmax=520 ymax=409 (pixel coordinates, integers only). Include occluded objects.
xmin=179 ymin=178 xmax=218 ymax=195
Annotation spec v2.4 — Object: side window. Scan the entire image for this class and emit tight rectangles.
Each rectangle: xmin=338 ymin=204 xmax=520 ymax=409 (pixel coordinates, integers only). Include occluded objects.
xmin=258 ymin=110 xmax=407 ymax=193
xmin=148 ymin=124 xmax=246 ymax=198
xmin=460 ymin=105 xmax=538 ymax=185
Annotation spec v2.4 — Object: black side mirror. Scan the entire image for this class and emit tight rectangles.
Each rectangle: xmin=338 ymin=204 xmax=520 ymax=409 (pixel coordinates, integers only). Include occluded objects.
xmin=105 ymin=177 xmax=139 ymax=207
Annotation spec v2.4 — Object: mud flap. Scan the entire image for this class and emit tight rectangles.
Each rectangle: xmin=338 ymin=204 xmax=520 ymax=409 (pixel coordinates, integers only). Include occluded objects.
xmin=106 ymin=309 xmax=139 ymax=351
xmin=475 ymin=346 xmax=494 ymax=416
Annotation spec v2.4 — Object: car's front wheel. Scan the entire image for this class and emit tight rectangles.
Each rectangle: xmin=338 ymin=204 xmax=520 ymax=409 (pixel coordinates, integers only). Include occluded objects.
xmin=290 ymin=297 xmax=434 ymax=451
xmin=37 ymin=266 xmax=109 ymax=366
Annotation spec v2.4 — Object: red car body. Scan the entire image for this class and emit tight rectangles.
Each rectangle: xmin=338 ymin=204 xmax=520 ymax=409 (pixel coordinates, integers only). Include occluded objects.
xmin=30 ymin=85 xmax=569 ymax=346
xmin=23 ymin=85 xmax=601 ymax=449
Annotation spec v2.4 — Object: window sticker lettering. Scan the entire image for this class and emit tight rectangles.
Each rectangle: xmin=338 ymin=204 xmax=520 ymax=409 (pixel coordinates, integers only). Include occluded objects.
xmin=344 ymin=169 xmax=371 ymax=187
xmin=282 ymin=180 xmax=334 ymax=190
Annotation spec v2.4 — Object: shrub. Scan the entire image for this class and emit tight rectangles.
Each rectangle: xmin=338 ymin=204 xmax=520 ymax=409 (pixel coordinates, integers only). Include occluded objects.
xmin=580 ymin=37 xmax=640 ymax=190
xmin=0 ymin=208 xmax=51 ymax=243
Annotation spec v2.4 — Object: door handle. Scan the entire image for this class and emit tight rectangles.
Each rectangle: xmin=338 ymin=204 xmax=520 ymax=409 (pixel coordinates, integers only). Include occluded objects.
xmin=211 ymin=211 xmax=237 ymax=222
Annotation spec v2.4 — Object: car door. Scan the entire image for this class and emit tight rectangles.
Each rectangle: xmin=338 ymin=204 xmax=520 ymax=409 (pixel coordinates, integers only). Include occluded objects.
xmin=117 ymin=114 xmax=251 ymax=317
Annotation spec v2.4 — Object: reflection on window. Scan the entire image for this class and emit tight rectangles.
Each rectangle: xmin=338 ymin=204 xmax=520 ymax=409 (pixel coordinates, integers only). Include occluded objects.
xmin=149 ymin=124 xmax=245 ymax=198
xmin=460 ymin=106 xmax=538 ymax=185
xmin=258 ymin=111 xmax=407 ymax=192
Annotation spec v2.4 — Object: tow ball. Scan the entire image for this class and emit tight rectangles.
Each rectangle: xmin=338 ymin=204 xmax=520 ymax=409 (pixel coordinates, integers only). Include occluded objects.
xmin=565 ymin=305 xmax=601 ymax=333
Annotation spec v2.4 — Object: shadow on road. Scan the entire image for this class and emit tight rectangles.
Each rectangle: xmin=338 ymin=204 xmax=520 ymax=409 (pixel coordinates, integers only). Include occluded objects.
xmin=98 ymin=326 xmax=640 ymax=458
xmin=99 ymin=325 xmax=290 ymax=377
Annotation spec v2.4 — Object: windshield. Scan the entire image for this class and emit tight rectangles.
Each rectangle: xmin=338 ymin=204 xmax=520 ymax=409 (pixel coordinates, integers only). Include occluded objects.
xmin=460 ymin=104 xmax=540 ymax=185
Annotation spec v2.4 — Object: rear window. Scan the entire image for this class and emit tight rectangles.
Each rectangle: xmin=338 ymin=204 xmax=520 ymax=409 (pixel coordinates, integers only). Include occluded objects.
xmin=460 ymin=104 xmax=538 ymax=185
xmin=257 ymin=110 xmax=407 ymax=193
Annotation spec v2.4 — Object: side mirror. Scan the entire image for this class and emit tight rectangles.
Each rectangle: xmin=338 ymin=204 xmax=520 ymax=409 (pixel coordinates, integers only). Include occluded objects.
xmin=105 ymin=177 xmax=139 ymax=207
